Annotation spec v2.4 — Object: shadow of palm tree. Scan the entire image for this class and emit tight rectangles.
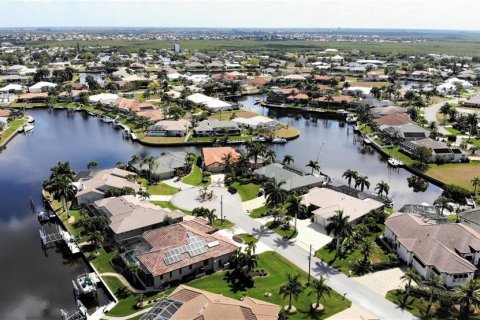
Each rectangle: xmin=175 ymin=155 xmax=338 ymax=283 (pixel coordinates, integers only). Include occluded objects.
xmin=251 ymin=225 xmax=274 ymax=239
xmin=115 ymin=286 xmax=131 ymax=299
xmin=273 ymin=236 xmax=294 ymax=249
xmin=312 ymin=260 xmax=340 ymax=276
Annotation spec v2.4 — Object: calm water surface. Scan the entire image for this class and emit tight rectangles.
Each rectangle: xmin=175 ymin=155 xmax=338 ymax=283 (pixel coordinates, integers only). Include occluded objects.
xmin=0 ymin=98 xmax=442 ymax=318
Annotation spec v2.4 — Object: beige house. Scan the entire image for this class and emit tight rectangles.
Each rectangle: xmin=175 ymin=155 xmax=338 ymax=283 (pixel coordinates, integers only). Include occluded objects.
xmin=147 ymin=119 xmax=190 ymax=137
xmin=141 ymin=284 xmax=281 ymax=320
xmin=302 ymin=187 xmax=384 ymax=226
xmin=125 ymin=218 xmax=237 ymax=289
xmin=74 ymin=168 xmax=140 ymax=206
xmin=385 ymin=213 xmax=480 ymax=287
xmin=89 ymin=195 xmax=184 ymax=242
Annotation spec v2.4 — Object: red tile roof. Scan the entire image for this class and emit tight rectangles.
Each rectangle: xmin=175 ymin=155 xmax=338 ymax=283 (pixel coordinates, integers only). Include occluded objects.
xmin=202 ymin=147 xmax=240 ymax=167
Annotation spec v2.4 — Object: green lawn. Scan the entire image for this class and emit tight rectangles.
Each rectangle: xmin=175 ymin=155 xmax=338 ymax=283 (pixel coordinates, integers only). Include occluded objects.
xmin=59 ymin=209 xmax=86 ymax=240
xmin=90 ymin=247 xmax=118 ymax=274
xmin=445 ymin=127 xmax=462 ymax=135
xmin=0 ymin=117 xmax=27 ymax=145
xmin=315 ymin=228 xmax=389 ymax=275
xmin=188 ymin=251 xmax=350 ymax=319
xmin=235 ymin=233 xmax=258 ymax=244
xmin=231 ymin=181 xmax=261 ymax=201
xmin=146 ymin=183 xmax=179 ymax=195
xmin=211 ymin=219 xmax=235 ymax=229
xmin=384 ymin=146 xmax=417 ymax=166
xmin=151 ymin=201 xmax=192 ymax=215
xmin=427 ymin=161 xmax=480 ymax=191
xmin=249 ymin=205 xmax=268 ymax=218
xmin=386 ymin=290 xmax=445 ymax=320
xmin=103 ymin=276 xmax=172 ymax=317
xmin=182 ymin=156 xmax=211 ymax=186
xmin=265 ymin=221 xmax=298 ymax=239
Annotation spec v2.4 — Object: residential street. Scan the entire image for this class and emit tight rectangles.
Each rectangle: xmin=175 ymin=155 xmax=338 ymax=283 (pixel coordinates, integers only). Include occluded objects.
xmin=424 ymin=98 xmax=462 ymax=135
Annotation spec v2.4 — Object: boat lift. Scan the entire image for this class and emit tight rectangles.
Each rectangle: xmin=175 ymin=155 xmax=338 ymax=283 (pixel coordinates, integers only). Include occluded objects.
xmin=39 ymin=225 xmax=81 ymax=254
xmin=60 ymin=300 xmax=87 ymax=320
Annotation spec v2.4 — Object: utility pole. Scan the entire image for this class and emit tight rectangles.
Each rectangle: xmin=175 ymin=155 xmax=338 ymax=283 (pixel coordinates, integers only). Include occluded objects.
xmin=220 ymin=195 xmax=223 ymax=224
xmin=308 ymin=244 xmax=312 ymax=285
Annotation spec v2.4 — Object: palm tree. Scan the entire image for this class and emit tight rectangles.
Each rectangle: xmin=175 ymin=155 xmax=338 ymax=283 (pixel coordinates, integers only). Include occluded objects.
xmin=126 ymin=263 xmax=140 ymax=286
xmin=244 ymin=242 xmax=258 ymax=274
xmin=472 ymin=176 xmax=480 ymax=195
xmin=86 ymin=161 xmax=99 ymax=170
xmin=88 ymin=230 xmax=104 ymax=254
xmin=467 ymin=113 xmax=479 ymax=141
xmin=433 ymin=196 xmax=452 ymax=215
xmin=306 ymin=160 xmax=320 ymax=175
xmin=400 ymin=268 xmax=420 ymax=297
xmin=375 ymin=181 xmax=390 ymax=198
xmin=222 ymin=152 xmax=236 ymax=177
xmin=245 ymin=141 xmax=266 ymax=166
xmin=325 ymin=210 xmax=353 ymax=257
xmin=354 ymin=175 xmax=370 ymax=191
xmin=423 ymin=275 xmax=444 ymax=317
xmin=455 ymin=279 xmax=480 ymax=317
xmin=342 ymin=169 xmax=358 ymax=188
xmin=308 ymin=277 xmax=331 ymax=310
xmin=270 ymin=206 xmax=286 ymax=223
xmin=264 ymin=149 xmax=276 ymax=163
xmin=286 ymin=194 xmax=307 ymax=232
xmin=130 ymin=154 xmax=141 ymax=164
xmin=137 ymin=189 xmax=150 ymax=200
xmin=44 ymin=174 xmax=77 ymax=217
xmin=279 ymin=273 xmax=305 ymax=311
xmin=264 ymin=179 xmax=288 ymax=208
xmin=282 ymin=154 xmax=294 ymax=165
xmin=204 ymin=208 xmax=217 ymax=225
xmin=141 ymin=156 xmax=158 ymax=182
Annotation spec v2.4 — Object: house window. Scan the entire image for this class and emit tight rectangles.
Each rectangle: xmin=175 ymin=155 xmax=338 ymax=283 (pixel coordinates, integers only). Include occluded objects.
xmin=169 ymin=272 xmax=172 ymax=278
xmin=160 ymin=275 xmax=163 ymax=280
xmin=189 ymin=265 xmax=192 ymax=270
xmin=179 ymin=268 xmax=182 ymax=275
xmin=203 ymin=260 xmax=208 ymax=266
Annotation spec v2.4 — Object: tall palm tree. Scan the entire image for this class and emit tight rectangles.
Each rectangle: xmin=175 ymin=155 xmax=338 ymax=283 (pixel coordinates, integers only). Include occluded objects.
xmin=306 ymin=160 xmax=320 ymax=175
xmin=286 ymin=194 xmax=307 ymax=232
xmin=141 ymin=156 xmax=158 ymax=182
xmin=455 ymin=279 xmax=480 ymax=317
xmin=88 ymin=230 xmax=104 ymax=254
xmin=423 ymin=275 xmax=444 ymax=317
xmin=137 ymin=189 xmax=150 ymax=200
xmin=130 ymin=154 xmax=141 ymax=164
xmin=375 ymin=181 xmax=390 ymax=198
xmin=354 ymin=175 xmax=370 ymax=191
xmin=245 ymin=141 xmax=266 ymax=166
xmin=126 ymin=263 xmax=140 ymax=286
xmin=86 ymin=161 xmax=99 ymax=170
xmin=400 ymin=268 xmax=420 ymax=297
xmin=308 ymin=276 xmax=331 ymax=310
xmin=244 ymin=242 xmax=258 ymax=274
xmin=222 ymin=152 xmax=236 ymax=177
xmin=264 ymin=179 xmax=288 ymax=208
xmin=472 ymin=176 xmax=480 ymax=195
xmin=279 ymin=273 xmax=305 ymax=311
xmin=45 ymin=174 xmax=77 ymax=217
xmin=325 ymin=210 xmax=353 ymax=256
xmin=205 ymin=209 xmax=217 ymax=225
xmin=433 ymin=196 xmax=452 ymax=215
xmin=467 ymin=113 xmax=479 ymax=141
xmin=264 ymin=149 xmax=276 ymax=163
xmin=342 ymin=169 xmax=358 ymax=188
xmin=282 ymin=154 xmax=294 ymax=165
xmin=360 ymin=238 xmax=374 ymax=264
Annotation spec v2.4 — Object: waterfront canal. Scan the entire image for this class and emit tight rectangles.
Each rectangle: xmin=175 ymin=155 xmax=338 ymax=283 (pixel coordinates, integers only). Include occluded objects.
xmin=0 ymin=100 xmax=442 ymax=318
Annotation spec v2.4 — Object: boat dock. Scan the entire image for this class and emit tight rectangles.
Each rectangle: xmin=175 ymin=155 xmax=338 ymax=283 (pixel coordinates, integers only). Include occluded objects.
xmin=39 ymin=225 xmax=80 ymax=255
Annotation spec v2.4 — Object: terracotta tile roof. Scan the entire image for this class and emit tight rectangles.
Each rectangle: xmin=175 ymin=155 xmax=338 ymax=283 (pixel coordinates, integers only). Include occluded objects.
xmin=169 ymin=285 xmax=281 ymax=320
xmin=287 ymin=93 xmax=309 ymax=100
xmin=18 ymin=92 xmax=48 ymax=100
xmin=137 ymin=219 xmax=237 ymax=277
xmin=386 ymin=213 xmax=480 ymax=274
xmin=278 ymin=88 xmax=299 ymax=95
xmin=246 ymin=77 xmax=271 ymax=86
xmin=202 ymin=147 xmax=240 ymax=167
xmin=0 ymin=109 xmax=11 ymax=117
xmin=375 ymin=112 xmax=413 ymax=126
xmin=136 ymin=109 xmax=165 ymax=122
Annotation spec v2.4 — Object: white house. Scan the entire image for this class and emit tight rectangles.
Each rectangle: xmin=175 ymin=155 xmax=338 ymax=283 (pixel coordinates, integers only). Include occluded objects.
xmin=187 ymin=93 xmax=233 ymax=112
xmin=232 ymin=116 xmax=278 ymax=129
xmin=29 ymin=81 xmax=57 ymax=93
xmin=436 ymin=77 xmax=473 ymax=95
xmin=385 ymin=213 xmax=480 ymax=287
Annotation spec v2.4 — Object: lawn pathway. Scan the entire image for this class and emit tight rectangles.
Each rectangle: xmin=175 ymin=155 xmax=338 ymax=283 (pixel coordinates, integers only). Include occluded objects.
xmin=101 ymin=272 xmax=147 ymax=294
xmin=102 ymin=308 xmax=151 ymax=320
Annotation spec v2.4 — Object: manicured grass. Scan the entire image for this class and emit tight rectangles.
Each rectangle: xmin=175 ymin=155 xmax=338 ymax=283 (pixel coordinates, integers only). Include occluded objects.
xmin=0 ymin=117 xmax=27 ymax=146
xmin=103 ymin=276 xmax=172 ymax=317
xmin=235 ymin=233 xmax=258 ymax=244
xmin=275 ymin=126 xmax=300 ymax=139
xmin=249 ymin=205 xmax=268 ymax=218
xmin=59 ymin=209 xmax=85 ymax=239
xmin=231 ymin=181 xmax=261 ymax=201
xmin=187 ymin=251 xmax=351 ymax=319
xmin=188 ymin=134 xmax=254 ymax=143
xmin=211 ymin=219 xmax=235 ymax=229
xmin=315 ymin=226 xmax=389 ymax=276
xmin=444 ymin=127 xmax=461 ymax=135
xmin=265 ymin=221 xmax=298 ymax=239
xmin=151 ymin=201 xmax=192 ymax=215
xmin=146 ymin=183 xmax=179 ymax=195
xmin=90 ymin=247 xmax=118 ymax=274
xmin=138 ymin=135 xmax=186 ymax=144
xmin=386 ymin=290 xmax=445 ymax=320
xmin=182 ymin=156 xmax=210 ymax=186
xmin=384 ymin=146 xmax=417 ymax=166
xmin=427 ymin=161 xmax=480 ymax=191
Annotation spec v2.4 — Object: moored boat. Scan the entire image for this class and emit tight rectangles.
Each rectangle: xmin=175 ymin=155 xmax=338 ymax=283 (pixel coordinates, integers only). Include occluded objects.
xmin=130 ymin=132 xmax=138 ymax=141
xmin=252 ymin=136 xmax=266 ymax=142
xmin=101 ymin=115 xmax=114 ymax=123
xmin=387 ymin=157 xmax=403 ymax=167
xmin=363 ymin=137 xmax=371 ymax=145
xmin=22 ymin=123 xmax=34 ymax=133
xmin=272 ymin=137 xmax=287 ymax=144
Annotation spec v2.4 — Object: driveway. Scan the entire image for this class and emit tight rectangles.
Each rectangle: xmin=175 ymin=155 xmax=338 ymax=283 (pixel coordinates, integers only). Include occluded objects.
xmin=424 ymin=98 xmax=463 ymax=135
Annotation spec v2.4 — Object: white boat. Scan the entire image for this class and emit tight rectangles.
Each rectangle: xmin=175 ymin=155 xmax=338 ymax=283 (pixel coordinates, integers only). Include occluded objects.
xmin=73 ymin=272 xmax=97 ymax=295
xmin=252 ymin=136 xmax=266 ymax=142
xmin=346 ymin=116 xmax=356 ymax=123
xmin=113 ymin=118 xmax=122 ymax=127
xmin=363 ymin=138 xmax=371 ymax=145
xmin=123 ymin=128 xmax=131 ymax=138
xmin=272 ymin=137 xmax=287 ymax=144
xmin=387 ymin=157 xmax=403 ymax=167
xmin=27 ymin=116 xmax=35 ymax=123
xmin=337 ymin=109 xmax=348 ymax=115
xmin=22 ymin=123 xmax=34 ymax=132
xmin=130 ymin=132 xmax=138 ymax=141
xmin=101 ymin=115 xmax=114 ymax=123
xmin=37 ymin=211 xmax=49 ymax=222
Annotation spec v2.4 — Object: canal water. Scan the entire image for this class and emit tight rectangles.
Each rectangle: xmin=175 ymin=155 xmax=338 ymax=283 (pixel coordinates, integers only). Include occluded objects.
xmin=0 ymin=98 xmax=442 ymax=319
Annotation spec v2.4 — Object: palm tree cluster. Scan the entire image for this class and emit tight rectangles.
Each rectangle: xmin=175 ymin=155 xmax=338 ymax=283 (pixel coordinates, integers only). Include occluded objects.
xmin=43 ymin=161 xmax=77 ymax=217
xmin=341 ymin=169 xmax=373 ymax=192
xmin=192 ymin=207 xmax=217 ymax=226
xmin=228 ymin=242 xmax=259 ymax=287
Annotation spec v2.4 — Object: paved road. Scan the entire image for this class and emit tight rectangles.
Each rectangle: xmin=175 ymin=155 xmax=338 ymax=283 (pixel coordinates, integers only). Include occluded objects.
xmin=424 ymin=98 xmax=463 ymax=136
xmin=224 ymin=207 xmax=416 ymax=320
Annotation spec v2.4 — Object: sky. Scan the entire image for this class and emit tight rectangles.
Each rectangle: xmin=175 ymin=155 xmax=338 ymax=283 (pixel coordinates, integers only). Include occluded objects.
xmin=1 ymin=0 xmax=479 ymax=30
